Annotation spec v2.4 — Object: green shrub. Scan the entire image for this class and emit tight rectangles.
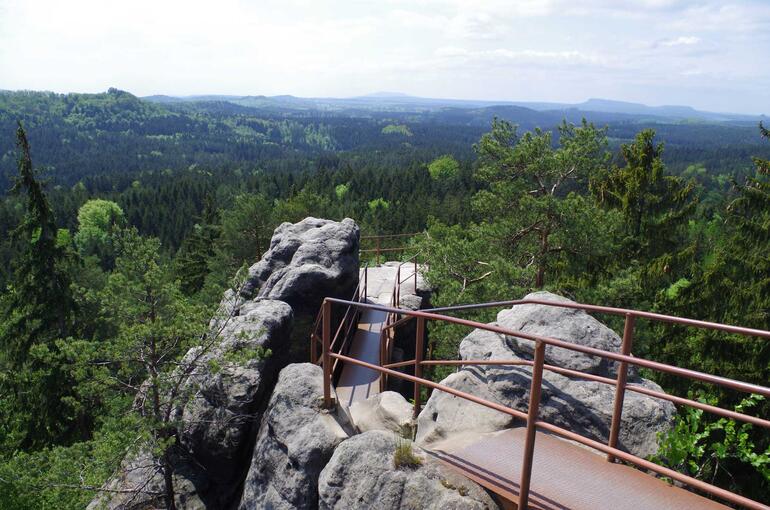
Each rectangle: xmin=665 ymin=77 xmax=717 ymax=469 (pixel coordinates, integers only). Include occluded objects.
xmin=652 ymin=394 xmax=770 ymax=500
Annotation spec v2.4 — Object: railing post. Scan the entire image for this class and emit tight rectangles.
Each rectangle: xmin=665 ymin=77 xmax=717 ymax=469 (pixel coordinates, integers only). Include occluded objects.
xmin=607 ymin=313 xmax=635 ymax=462
xmin=322 ymin=299 xmax=332 ymax=408
xmin=413 ymin=317 xmax=425 ymax=418
xmin=311 ymin=333 xmax=317 ymax=365
xmin=379 ymin=331 xmax=386 ymax=392
xmin=519 ymin=340 xmax=546 ymax=510
xmin=397 ymin=266 xmax=401 ymax=305
xmin=376 ymin=237 xmax=381 ymax=265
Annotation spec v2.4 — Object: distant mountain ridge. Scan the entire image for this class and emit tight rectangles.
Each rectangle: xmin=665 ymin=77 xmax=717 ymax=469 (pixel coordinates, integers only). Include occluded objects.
xmin=142 ymin=92 xmax=765 ymax=123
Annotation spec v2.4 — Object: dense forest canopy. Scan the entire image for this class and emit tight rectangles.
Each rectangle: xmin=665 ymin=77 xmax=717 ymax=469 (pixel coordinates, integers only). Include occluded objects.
xmin=0 ymin=89 xmax=769 ymax=507
xmin=2 ymin=89 xmax=768 ymax=189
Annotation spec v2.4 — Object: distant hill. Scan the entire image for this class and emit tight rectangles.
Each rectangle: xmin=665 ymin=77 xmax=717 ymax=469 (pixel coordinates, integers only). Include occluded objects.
xmin=2 ymin=88 xmax=768 ymax=190
xmin=144 ymin=92 xmax=765 ymax=123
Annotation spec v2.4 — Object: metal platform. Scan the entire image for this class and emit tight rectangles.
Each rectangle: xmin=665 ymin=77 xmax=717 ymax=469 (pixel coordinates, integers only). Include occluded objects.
xmin=335 ymin=304 xmax=387 ymax=406
xmin=428 ymin=427 xmax=730 ymax=510
xmin=335 ymin=264 xmax=414 ymax=407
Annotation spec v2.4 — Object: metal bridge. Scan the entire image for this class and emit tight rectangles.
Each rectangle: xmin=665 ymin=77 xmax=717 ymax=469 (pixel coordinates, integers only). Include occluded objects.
xmin=310 ymin=240 xmax=770 ymax=510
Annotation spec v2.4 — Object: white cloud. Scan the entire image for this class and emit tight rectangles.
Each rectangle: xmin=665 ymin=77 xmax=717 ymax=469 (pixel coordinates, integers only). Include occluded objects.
xmin=434 ymin=47 xmax=608 ymax=67
xmin=0 ymin=0 xmax=767 ymax=113
xmin=658 ymin=35 xmax=701 ymax=47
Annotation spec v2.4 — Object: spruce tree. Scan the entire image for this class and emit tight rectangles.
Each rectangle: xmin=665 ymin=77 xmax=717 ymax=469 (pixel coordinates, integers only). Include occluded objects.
xmin=174 ymin=195 xmax=221 ymax=295
xmin=0 ymin=124 xmax=79 ymax=447
xmin=1 ymin=123 xmax=75 ymax=364
xmin=591 ymin=129 xmax=696 ymax=264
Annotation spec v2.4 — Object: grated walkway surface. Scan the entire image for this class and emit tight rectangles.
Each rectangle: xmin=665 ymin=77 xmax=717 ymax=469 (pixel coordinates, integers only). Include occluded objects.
xmin=428 ymin=427 xmax=730 ymax=510
xmin=335 ymin=264 xmax=420 ymax=407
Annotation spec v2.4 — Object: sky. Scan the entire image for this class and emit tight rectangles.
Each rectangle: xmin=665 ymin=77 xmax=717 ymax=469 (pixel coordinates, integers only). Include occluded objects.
xmin=0 ymin=0 xmax=768 ymax=114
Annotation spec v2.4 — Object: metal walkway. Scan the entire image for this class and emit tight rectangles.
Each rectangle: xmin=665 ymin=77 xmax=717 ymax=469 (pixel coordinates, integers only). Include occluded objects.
xmin=335 ymin=263 xmax=419 ymax=407
xmin=429 ymin=428 xmax=729 ymax=510
xmin=316 ymin=292 xmax=770 ymax=510
xmin=335 ymin=304 xmax=388 ymax=406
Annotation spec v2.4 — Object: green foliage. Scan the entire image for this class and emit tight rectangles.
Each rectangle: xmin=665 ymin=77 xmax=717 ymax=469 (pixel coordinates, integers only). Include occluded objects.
xmin=427 ymin=154 xmax=460 ymax=181
xmin=591 ymin=129 xmax=696 ymax=268
xmin=472 ymin=118 xmax=610 ymax=288
xmin=655 ymin=122 xmax=770 ymax=405
xmin=381 ymin=124 xmax=413 ymax=136
xmin=74 ymin=199 xmax=125 ymax=269
xmin=334 ymin=183 xmax=350 ymax=201
xmin=652 ymin=394 xmax=770 ymax=501
xmin=201 ymin=193 xmax=274 ymax=296
xmin=0 ymin=124 xmax=81 ymax=448
xmin=367 ymin=197 xmax=390 ymax=211
xmin=0 ymin=412 xmax=138 ymax=509
xmin=175 ymin=196 xmax=220 ymax=295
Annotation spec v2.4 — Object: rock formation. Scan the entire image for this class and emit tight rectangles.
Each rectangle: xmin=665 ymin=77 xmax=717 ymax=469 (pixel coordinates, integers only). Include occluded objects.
xmin=90 ymin=221 xmax=681 ymax=510
xmin=318 ymin=431 xmax=498 ymax=510
xmin=177 ymin=300 xmax=293 ymax=497
xmin=241 ymin=217 xmax=360 ymax=313
xmin=417 ymin=291 xmax=675 ymax=458
xmin=89 ymin=218 xmax=361 ymax=509
xmin=349 ymin=391 xmax=414 ymax=435
xmin=239 ymin=363 xmax=353 ymax=509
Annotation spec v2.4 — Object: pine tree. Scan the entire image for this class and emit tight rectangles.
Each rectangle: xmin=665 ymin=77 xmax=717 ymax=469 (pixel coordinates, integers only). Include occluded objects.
xmin=657 ymin=123 xmax=770 ymax=502
xmin=473 ymin=118 xmax=610 ymax=288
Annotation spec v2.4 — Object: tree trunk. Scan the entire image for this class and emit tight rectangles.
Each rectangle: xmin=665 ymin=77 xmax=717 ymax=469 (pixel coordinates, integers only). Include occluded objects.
xmin=536 ymin=230 xmax=548 ymax=288
xmin=162 ymin=452 xmax=177 ymax=510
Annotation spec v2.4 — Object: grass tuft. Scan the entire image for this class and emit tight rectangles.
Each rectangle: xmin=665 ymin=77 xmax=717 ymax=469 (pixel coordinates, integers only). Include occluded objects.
xmin=393 ymin=436 xmax=422 ymax=469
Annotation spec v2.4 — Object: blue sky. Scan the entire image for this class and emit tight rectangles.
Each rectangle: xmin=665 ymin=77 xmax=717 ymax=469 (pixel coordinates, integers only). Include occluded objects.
xmin=0 ymin=0 xmax=768 ymax=114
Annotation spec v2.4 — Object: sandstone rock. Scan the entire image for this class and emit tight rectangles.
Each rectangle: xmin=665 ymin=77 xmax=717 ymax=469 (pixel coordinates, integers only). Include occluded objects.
xmin=497 ymin=291 xmax=635 ymax=377
xmin=86 ymin=448 xmax=208 ymax=510
xmin=417 ymin=293 xmax=675 ymax=458
xmin=89 ymin=299 xmax=294 ymax=509
xmin=239 ymin=363 xmax=352 ymax=510
xmin=242 ymin=217 xmax=359 ymax=312
xmin=318 ymin=431 xmax=498 ymax=510
xmin=178 ymin=299 xmax=293 ymax=487
xmin=349 ymin=391 xmax=414 ymax=434
xmin=398 ymin=293 xmax=423 ymax=311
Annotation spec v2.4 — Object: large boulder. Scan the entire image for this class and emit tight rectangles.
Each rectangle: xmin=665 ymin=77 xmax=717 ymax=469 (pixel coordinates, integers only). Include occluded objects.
xmin=318 ymin=431 xmax=499 ymax=510
xmin=349 ymin=391 xmax=414 ymax=435
xmin=241 ymin=217 xmax=359 ymax=312
xmin=417 ymin=292 xmax=675 ymax=458
xmin=239 ymin=363 xmax=353 ymax=510
xmin=177 ymin=299 xmax=294 ymax=487
xmin=496 ymin=291 xmax=635 ymax=377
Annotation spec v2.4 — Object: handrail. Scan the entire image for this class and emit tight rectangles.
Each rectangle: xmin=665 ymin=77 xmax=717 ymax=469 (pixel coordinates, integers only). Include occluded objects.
xmin=361 ymin=232 xmax=421 ymax=239
xmin=423 ymin=298 xmax=770 ymax=339
xmin=360 ymin=232 xmax=424 ymax=264
xmin=329 ymin=298 xmax=770 ymax=396
xmin=310 ymin=263 xmax=368 ymax=366
xmin=377 ymin=252 xmax=421 ymax=390
xmin=319 ymin=296 xmax=770 ymax=510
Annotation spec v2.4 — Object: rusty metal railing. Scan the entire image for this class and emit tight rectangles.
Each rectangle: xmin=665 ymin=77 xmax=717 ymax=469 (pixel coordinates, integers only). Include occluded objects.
xmin=360 ymin=232 xmax=423 ymax=265
xmin=318 ymin=297 xmax=770 ymax=510
xmin=378 ymin=253 xmax=421 ymax=392
xmin=310 ymin=263 xmax=368 ymax=370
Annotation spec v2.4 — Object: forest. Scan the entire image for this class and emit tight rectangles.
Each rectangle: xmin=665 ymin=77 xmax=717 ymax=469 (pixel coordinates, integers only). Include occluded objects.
xmin=0 ymin=89 xmax=768 ymax=507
